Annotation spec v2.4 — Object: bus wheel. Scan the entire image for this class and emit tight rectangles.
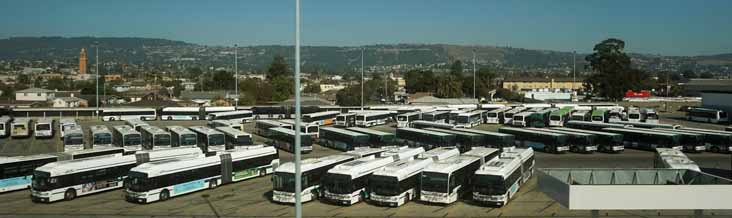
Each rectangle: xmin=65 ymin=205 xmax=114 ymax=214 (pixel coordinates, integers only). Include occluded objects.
xmin=64 ymin=189 xmax=76 ymax=201
xmin=209 ymin=180 xmax=218 ymax=189
xmin=570 ymin=146 xmax=578 ymax=153
xmin=160 ymin=190 xmax=170 ymax=201
xmin=167 ymin=117 xmax=173 ymax=121
xmin=311 ymin=190 xmax=319 ymax=200
xmin=711 ymin=146 xmax=720 ymax=153
xmin=192 ymin=117 xmax=198 ymax=120
xmin=110 ymin=117 xmax=115 ymax=121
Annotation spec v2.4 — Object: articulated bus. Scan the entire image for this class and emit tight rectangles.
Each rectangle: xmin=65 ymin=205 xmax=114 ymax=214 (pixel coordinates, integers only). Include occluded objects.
xmin=422 ymin=111 xmax=450 ymax=123
xmin=410 ymin=120 xmax=455 ymax=130
xmin=335 ymin=113 xmax=357 ymax=127
xmin=208 ymin=119 xmax=244 ymax=131
xmin=425 ymin=128 xmax=481 ymax=152
xmin=319 ymin=127 xmax=369 ymax=151
xmin=610 ymin=120 xmax=680 ymax=129
xmin=113 ymin=125 xmax=143 ymax=152
xmin=189 ymin=126 xmax=226 ymax=152
xmin=550 ymin=127 xmax=624 ymax=153
xmin=302 ymin=111 xmax=340 ymax=126
xmin=356 ymin=111 xmax=393 ymax=127
xmin=502 ymin=107 xmax=526 ymax=125
xmin=90 ymin=125 xmax=113 ymax=147
xmin=347 ymin=127 xmax=395 ymax=147
xmin=455 ymin=110 xmax=483 ymax=128
xmin=397 ymin=112 xmax=422 ymax=128
xmin=101 ymin=108 xmax=156 ymax=121
xmin=202 ymin=106 xmax=236 ymax=117
xmin=498 ymin=127 xmax=569 ymax=153
xmin=368 ymin=147 xmax=460 ymax=207
xmin=207 ymin=110 xmax=254 ymax=123
xmin=160 ymin=107 xmax=201 ymax=120
xmin=267 ymin=127 xmax=313 ymax=153
xmin=530 ymin=128 xmax=596 ymax=153
xmin=140 ymin=126 xmax=172 ymax=150
xmin=125 ymin=146 xmax=278 ymax=203
xmin=63 ymin=127 xmax=85 ymax=151
xmin=59 ymin=118 xmax=78 ymax=138
xmin=453 ymin=128 xmax=515 ymax=148
xmin=279 ymin=119 xmax=320 ymax=138
xmin=524 ymin=108 xmax=557 ymax=127
xmin=565 ymin=120 xmax=629 ymax=131
xmin=34 ymin=118 xmax=55 ymax=138
xmin=669 ymin=128 xmax=732 ymax=153
xmin=485 ymin=107 xmax=512 ymax=124
xmin=125 ymin=119 xmax=150 ymax=132
xmin=396 ymin=127 xmax=455 ymax=150
xmin=254 ymin=120 xmax=292 ymax=137
xmin=166 ymin=126 xmax=198 ymax=147
xmin=603 ymin=127 xmax=681 ymax=151
xmin=11 ymin=117 xmax=32 ymax=138
xmin=654 ymin=148 xmax=700 ymax=171
xmin=31 ymin=147 xmax=203 ymax=202
xmin=215 ymin=126 xmax=253 ymax=148
xmin=570 ymin=111 xmax=591 ymax=122
xmin=549 ymin=107 xmax=574 ymax=127
xmin=641 ymin=128 xmax=705 ymax=152
xmin=0 ymin=147 xmax=125 ymax=193
xmin=272 ymin=154 xmax=356 ymax=204
xmin=0 ymin=116 xmax=11 ymax=138
xmin=420 ymin=147 xmax=500 ymax=205
xmin=591 ymin=109 xmax=609 ymax=123
xmin=686 ymin=108 xmax=728 ymax=124
xmin=471 ymin=147 xmax=534 ymax=206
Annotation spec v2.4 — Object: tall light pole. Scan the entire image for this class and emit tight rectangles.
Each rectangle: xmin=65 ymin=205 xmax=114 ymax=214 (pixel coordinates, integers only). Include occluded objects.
xmin=361 ymin=48 xmax=364 ymax=110
xmin=294 ymin=0 xmax=303 ymax=218
xmin=234 ymin=44 xmax=239 ymax=108
xmin=472 ymin=49 xmax=476 ymax=100
xmin=95 ymin=43 xmax=100 ymax=117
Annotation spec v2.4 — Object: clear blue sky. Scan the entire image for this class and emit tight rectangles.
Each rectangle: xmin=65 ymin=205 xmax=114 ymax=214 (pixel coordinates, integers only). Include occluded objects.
xmin=1 ymin=0 xmax=731 ymax=56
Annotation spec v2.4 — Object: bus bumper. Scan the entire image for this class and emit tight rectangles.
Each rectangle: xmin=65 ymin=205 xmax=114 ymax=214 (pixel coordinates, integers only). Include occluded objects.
xmin=369 ymin=194 xmax=403 ymax=207
xmin=472 ymin=192 xmax=505 ymax=206
xmin=324 ymin=191 xmax=357 ymax=205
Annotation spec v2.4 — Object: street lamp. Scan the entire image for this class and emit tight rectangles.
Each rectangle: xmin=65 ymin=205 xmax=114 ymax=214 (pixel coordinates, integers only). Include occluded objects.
xmin=234 ymin=44 xmax=238 ymax=108
xmin=94 ymin=43 xmax=100 ymax=118
xmin=294 ymin=1 xmax=303 ymax=218
xmin=473 ymin=49 xmax=476 ymax=100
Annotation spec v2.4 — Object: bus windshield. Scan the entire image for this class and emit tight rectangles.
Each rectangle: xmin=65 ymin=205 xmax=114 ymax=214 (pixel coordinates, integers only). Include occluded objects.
xmin=65 ymin=135 xmax=84 ymax=145
xmin=125 ymin=134 xmax=142 ymax=146
xmin=323 ymin=174 xmax=353 ymax=194
xmin=592 ymin=116 xmax=603 ymax=121
xmin=154 ymin=134 xmax=171 ymax=146
xmin=629 ymin=114 xmax=640 ymax=119
xmin=36 ymin=124 xmax=51 ymax=131
xmin=721 ymin=112 xmax=728 ymax=118
xmin=236 ymin=136 xmax=250 ymax=145
xmin=473 ymin=174 xmax=507 ymax=195
xmin=125 ymin=172 xmax=149 ymax=192
xmin=370 ymin=175 xmax=400 ymax=196
xmin=421 ymin=172 xmax=448 ymax=193
xmin=397 ymin=116 xmax=407 ymax=121
xmin=307 ymin=126 xmax=318 ymax=133
xmin=646 ymin=113 xmax=658 ymax=119
xmin=550 ymin=115 xmax=561 ymax=121
xmin=487 ymin=113 xmax=497 ymax=118
xmin=456 ymin=116 xmax=469 ymax=123
xmin=94 ymin=134 xmax=112 ymax=144
xmin=31 ymin=171 xmax=55 ymax=191
xmin=336 ymin=116 xmax=345 ymax=121
xmin=181 ymin=134 xmax=197 ymax=146
xmin=273 ymin=172 xmax=296 ymax=192
xmin=208 ymin=134 xmax=225 ymax=146
xmin=513 ymin=116 xmax=524 ymax=121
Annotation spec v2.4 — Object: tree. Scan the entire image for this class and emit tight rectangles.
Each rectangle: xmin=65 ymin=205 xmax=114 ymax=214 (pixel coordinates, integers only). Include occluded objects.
xmin=186 ymin=67 xmax=203 ymax=79
xmin=271 ymin=76 xmax=294 ymax=101
xmin=682 ymin=70 xmax=698 ymax=79
xmin=450 ymin=60 xmax=463 ymax=77
xmin=435 ymin=75 xmax=463 ymax=98
xmin=267 ymin=55 xmax=290 ymax=80
xmin=700 ymin=72 xmax=714 ymax=79
xmin=335 ymin=86 xmax=361 ymax=106
xmin=304 ymin=83 xmax=321 ymax=94
xmin=584 ymin=38 xmax=649 ymax=101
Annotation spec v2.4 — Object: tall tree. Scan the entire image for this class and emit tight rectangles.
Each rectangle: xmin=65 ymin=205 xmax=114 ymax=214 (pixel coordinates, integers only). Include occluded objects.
xmin=267 ymin=55 xmax=290 ymax=80
xmin=584 ymin=38 xmax=648 ymax=101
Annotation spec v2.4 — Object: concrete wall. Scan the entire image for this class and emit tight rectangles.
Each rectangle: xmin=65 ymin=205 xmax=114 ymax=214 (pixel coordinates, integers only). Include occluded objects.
xmin=569 ymin=185 xmax=732 ymax=210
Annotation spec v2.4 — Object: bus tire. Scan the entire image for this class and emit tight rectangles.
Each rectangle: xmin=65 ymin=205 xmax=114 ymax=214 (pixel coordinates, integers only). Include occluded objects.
xmin=209 ymin=180 xmax=218 ymax=189
xmin=160 ymin=189 xmax=170 ymax=201
xmin=711 ymin=146 xmax=720 ymax=153
xmin=167 ymin=117 xmax=172 ymax=121
xmin=259 ymin=169 xmax=265 ymax=177
xmin=110 ymin=117 xmax=115 ymax=121
xmin=311 ymin=189 xmax=319 ymax=200
xmin=192 ymin=117 xmax=198 ymax=120
xmin=64 ymin=189 xmax=76 ymax=201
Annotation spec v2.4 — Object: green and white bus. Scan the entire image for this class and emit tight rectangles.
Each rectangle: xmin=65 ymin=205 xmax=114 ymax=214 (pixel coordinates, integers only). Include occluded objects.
xmin=424 ymin=128 xmax=481 ymax=152
xmin=410 ymin=120 xmax=455 ymax=130
xmin=498 ymin=127 xmax=569 ymax=153
xmin=319 ymin=127 xmax=370 ymax=151
xmin=452 ymin=128 xmax=515 ymax=148
xmin=550 ymin=127 xmax=624 ymax=153
xmin=609 ymin=120 xmax=680 ymax=129
xmin=602 ymin=127 xmax=682 ymax=150
xmin=549 ymin=107 xmax=574 ymax=127
xmin=254 ymin=120 xmax=292 ymax=137
xmin=530 ymin=128 xmax=596 ymax=153
xmin=641 ymin=128 xmax=705 ymax=152
xmin=395 ymin=127 xmax=455 ymax=150
xmin=570 ymin=111 xmax=591 ymax=122
xmin=590 ymin=109 xmax=609 ymax=123
xmin=686 ymin=107 xmax=728 ymax=124
xmin=347 ymin=127 xmax=395 ymax=147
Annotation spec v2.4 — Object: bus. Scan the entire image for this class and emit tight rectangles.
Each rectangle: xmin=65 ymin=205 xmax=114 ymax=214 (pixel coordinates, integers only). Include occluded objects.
xmin=653 ymin=148 xmax=700 ymax=171
xmin=31 ymin=147 xmax=203 ymax=202
xmin=485 ymin=108 xmax=512 ymax=124
xmin=202 ymin=106 xmax=236 ymax=118
xmin=425 ymin=128 xmax=481 ymax=152
xmin=455 ymin=111 xmax=483 ymax=128
xmin=640 ymin=128 xmax=705 ymax=152
xmin=215 ymin=126 xmax=253 ymax=148
xmin=602 ymin=127 xmax=682 ymax=151
xmin=570 ymin=111 xmax=591 ymax=121
xmin=511 ymin=112 xmax=534 ymax=127
xmin=453 ymin=128 xmax=516 ymax=148
xmin=549 ymin=107 xmax=574 ymax=127
xmin=669 ymin=128 xmax=732 ymax=153
xmin=448 ymin=110 xmax=470 ymax=125
xmin=272 ymin=154 xmax=356 ymax=203
xmin=302 ymin=111 xmax=340 ymax=126
xmin=0 ymin=147 xmax=125 ymax=193
xmin=101 ymin=108 xmax=156 ymax=121
xmin=11 ymin=117 xmax=32 ymax=138
xmin=0 ymin=116 xmax=11 ymax=138
xmin=208 ymin=119 xmax=244 ymax=131
xmin=397 ymin=112 xmax=422 ymax=128
xmin=113 ymin=125 xmax=143 ymax=152
xmin=550 ymin=127 xmax=624 ymax=153
xmin=420 ymin=147 xmax=500 ymax=204
xmin=643 ymin=108 xmax=659 ymax=124
xmin=63 ymin=127 xmax=85 ymax=151
xmin=530 ymin=128 xmax=596 ymax=153
xmin=160 ymin=107 xmax=201 ymax=120
xmin=609 ymin=120 xmax=680 ymax=129
xmin=34 ymin=118 xmax=55 ymax=138
xmin=522 ymin=108 xmax=556 ymax=128
xmin=140 ymin=126 xmax=172 ymax=150
xmin=471 ymin=147 xmax=534 ymax=206
xmin=125 ymin=146 xmax=279 ymax=203
xmin=565 ymin=120 xmax=629 ymax=131
xmin=368 ymin=147 xmax=460 ymax=207
xmin=125 ymin=119 xmax=150 ymax=132
xmin=627 ymin=107 xmax=642 ymax=123
xmin=167 ymin=126 xmax=198 ymax=147
xmin=423 ymin=111 xmax=450 ymax=123
xmin=347 ymin=127 xmax=395 ymax=148
xmin=90 ymin=125 xmax=113 ymax=147
xmin=319 ymin=127 xmax=369 ymax=151
xmin=396 ymin=127 xmax=456 ymax=150
xmin=267 ymin=127 xmax=313 ymax=153
xmin=498 ymin=127 xmax=569 ymax=153
xmin=335 ymin=113 xmax=357 ymax=128
xmin=207 ymin=110 xmax=254 ymax=123
xmin=591 ymin=109 xmax=609 ymax=123
xmin=356 ymin=111 xmax=393 ymax=127
xmin=189 ymin=126 xmax=227 ymax=152
xmin=280 ymin=119 xmax=320 ymax=139
xmin=502 ymin=107 xmax=526 ymax=125
xmin=59 ymin=118 xmax=78 ymax=138
xmin=409 ymin=120 xmax=455 ymax=130
xmin=686 ymin=108 xmax=728 ymax=124
xmin=254 ymin=120 xmax=292 ymax=137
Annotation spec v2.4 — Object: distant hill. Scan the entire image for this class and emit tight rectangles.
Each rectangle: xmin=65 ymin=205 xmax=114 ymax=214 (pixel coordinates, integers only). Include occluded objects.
xmin=0 ymin=37 xmax=191 ymax=61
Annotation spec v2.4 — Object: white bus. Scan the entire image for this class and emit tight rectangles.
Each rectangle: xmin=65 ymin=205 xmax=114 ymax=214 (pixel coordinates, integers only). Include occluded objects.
xmin=208 ymin=119 xmax=244 ymax=131
xmin=643 ymin=108 xmax=659 ymax=124
xmin=335 ymin=113 xmax=357 ymax=128
xmin=125 ymin=119 xmax=150 ymax=132
xmin=0 ymin=116 xmax=11 ymax=138
xmin=485 ymin=108 xmax=511 ymax=124
xmin=570 ymin=111 xmax=591 ymax=122
xmin=11 ymin=117 xmax=32 ymax=138
xmin=356 ymin=111 xmax=393 ymax=127
xmin=302 ymin=111 xmax=341 ymax=126
xmin=280 ymin=119 xmax=319 ymax=138
xmin=63 ymin=127 xmax=85 ymax=151
xmin=59 ymin=118 xmax=78 ymax=138
xmin=472 ymin=147 xmax=535 ymax=206
xmin=101 ymin=108 xmax=156 ymax=121
xmin=687 ymin=108 xmax=728 ymax=124
xmin=34 ymin=118 xmax=55 ymax=138
xmin=501 ymin=107 xmax=525 ymax=125
xmin=189 ymin=126 xmax=226 ymax=152
xmin=420 ymin=147 xmax=499 ymax=204
xmin=455 ymin=110 xmax=483 ymax=128
xmin=272 ymin=154 xmax=356 ymax=204
xmin=166 ymin=126 xmax=198 ymax=147
xmin=90 ymin=125 xmax=113 ymax=147
xmin=654 ymin=148 xmax=700 ymax=171
xmin=267 ymin=127 xmax=313 ymax=153
xmin=203 ymin=106 xmax=236 ymax=118
xmin=207 ymin=110 xmax=254 ymax=123
xmin=423 ymin=111 xmax=450 ymax=124
xmin=254 ymin=120 xmax=292 ymax=137
xmin=368 ymin=147 xmax=460 ymax=207
xmin=125 ymin=146 xmax=278 ymax=203
xmin=112 ymin=125 xmax=143 ymax=152
xmin=397 ymin=112 xmax=422 ymax=128
xmin=160 ymin=107 xmax=201 ymax=120
xmin=140 ymin=126 xmax=172 ymax=150
xmin=30 ymin=147 xmax=203 ymax=202
xmin=627 ymin=107 xmax=642 ymax=123
xmin=0 ymin=147 xmax=125 ymax=193
xmin=215 ymin=126 xmax=253 ymax=148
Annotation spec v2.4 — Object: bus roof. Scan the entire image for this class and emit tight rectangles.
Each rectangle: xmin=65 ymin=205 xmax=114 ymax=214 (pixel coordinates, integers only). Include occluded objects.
xmin=549 ymin=127 xmax=621 ymax=137
xmin=256 ymin=120 xmax=290 ymax=127
xmin=372 ymin=158 xmax=433 ymax=181
xmin=203 ymin=106 xmax=236 ymax=112
xmin=303 ymin=111 xmax=340 ymax=117
xmin=166 ymin=126 xmax=196 ymax=135
xmin=35 ymin=118 xmax=54 ymax=124
xmin=0 ymin=116 xmax=11 ymax=122
xmin=514 ymin=111 xmax=535 ymax=117
xmin=162 ymin=107 xmax=200 ymax=112
xmin=488 ymin=107 xmax=512 ymax=113
xmin=688 ymin=107 xmax=724 ymax=113
xmin=382 ymin=147 xmax=425 ymax=161
xmin=328 ymin=156 xmax=396 ymax=178
xmin=209 ymin=110 xmax=253 ymax=116
xmin=279 ymin=119 xmax=317 ymax=126
xmin=215 ymin=126 xmax=251 ymax=137
xmin=113 ymin=125 xmax=139 ymax=135
xmin=277 ymin=154 xmax=355 ymax=173
xmin=609 ymin=120 xmax=680 ymax=129
xmin=425 ymin=110 xmax=450 ymax=115
xmin=398 ymin=111 xmax=421 ymax=117
xmin=140 ymin=125 xmax=169 ymax=135
xmin=499 ymin=127 xmax=566 ymax=137
xmin=678 ymin=127 xmax=732 ymax=136
xmin=475 ymin=156 xmax=522 ymax=178
xmin=550 ymin=107 xmax=574 ymax=116
xmin=452 ymin=128 xmax=513 ymax=137
xmin=458 ymin=110 xmax=483 ymax=116
xmin=397 ymin=127 xmax=452 ymax=137
xmin=603 ymin=127 xmax=679 ymax=137
xmin=424 ymin=155 xmax=481 ymax=175
xmin=656 ymin=148 xmax=700 ymax=171
xmin=530 ymin=128 xmax=593 ymax=137
xmin=103 ymin=108 xmax=155 ymax=112
xmin=346 ymin=127 xmax=393 ymax=136
xmin=424 ymin=128 xmax=480 ymax=138
xmin=270 ymin=127 xmax=299 ymax=136
xmin=189 ymin=126 xmax=224 ymax=135
xmin=567 ymin=120 xmax=628 ymax=128
xmin=0 ymin=153 xmax=57 ymax=165
xmin=89 ymin=125 xmax=111 ymax=134
xmin=591 ymin=109 xmax=608 ymax=116
xmin=133 ymin=146 xmax=276 ymax=177
xmin=320 ymin=127 xmax=368 ymax=137
xmin=409 ymin=120 xmax=455 ymax=129
xmin=641 ymin=128 xmax=701 ymax=137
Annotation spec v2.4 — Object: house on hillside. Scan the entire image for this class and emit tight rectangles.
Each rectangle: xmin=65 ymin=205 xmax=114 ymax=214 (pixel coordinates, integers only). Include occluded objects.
xmin=51 ymin=97 xmax=88 ymax=108
xmin=15 ymin=88 xmax=56 ymax=102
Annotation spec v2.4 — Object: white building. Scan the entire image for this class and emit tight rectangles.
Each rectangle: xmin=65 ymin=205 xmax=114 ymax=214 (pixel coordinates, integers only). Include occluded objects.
xmin=319 ymin=84 xmax=345 ymax=92
xmin=15 ymin=88 xmax=55 ymax=102
xmin=52 ymin=97 xmax=87 ymax=108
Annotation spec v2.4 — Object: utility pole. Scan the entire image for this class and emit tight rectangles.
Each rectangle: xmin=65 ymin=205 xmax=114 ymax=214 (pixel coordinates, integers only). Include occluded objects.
xmin=572 ymin=51 xmax=577 ymax=102
xmin=95 ymin=43 xmax=100 ymax=118
xmin=361 ymin=48 xmax=364 ymax=110
xmin=473 ymin=49 xmax=476 ymax=100
xmin=294 ymin=0 xmax=302 ymax=218
xmin=234 ymin=44 xmax=239 ymax=108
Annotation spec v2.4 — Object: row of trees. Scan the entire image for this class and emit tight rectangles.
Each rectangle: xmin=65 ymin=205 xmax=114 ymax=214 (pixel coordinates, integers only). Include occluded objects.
xmin=403 ymin=65 xmax=499 ymax=99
